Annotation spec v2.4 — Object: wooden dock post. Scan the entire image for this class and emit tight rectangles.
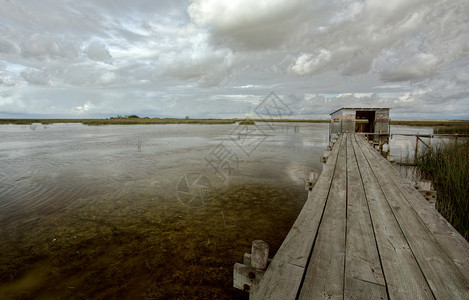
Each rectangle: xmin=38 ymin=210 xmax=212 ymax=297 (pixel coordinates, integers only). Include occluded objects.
xmin=233 ymin=240 xmax=270 ymax=295
xmin=321 ymin=150 xmax=330 ymax=162
xmin=416 ymin=180 xmax=437 ymax=207
xmin=414 ymin=135 xmax=419 ymax=161
xmin=305 ymin=170 xmax=319 ymax=191
xmin=251 ymin=240 xmax=269 ymax=270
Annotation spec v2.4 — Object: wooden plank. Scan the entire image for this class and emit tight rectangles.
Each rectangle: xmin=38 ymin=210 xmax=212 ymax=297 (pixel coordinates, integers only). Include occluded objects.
xmin=356 ymin=134 xmax=469 ymax=299
xmin=361 ymin=135 xmax=469 ymax=281
xmin=351 ymin=134 xmax=434 ymax=299
xmin=344 ymin=134 xmax=387 ymax=299
xmin=254 ymin=134 xmax=345 ymax=299
xmin=251 ymin=260 xmax=304 ymax=299
xmin=274 ymin=133 xmax=345 ymax=267
xmin=298 ymin=134 xmax=348 ymax=299
xmin=345 ymin=276 xmax=387 ymax=300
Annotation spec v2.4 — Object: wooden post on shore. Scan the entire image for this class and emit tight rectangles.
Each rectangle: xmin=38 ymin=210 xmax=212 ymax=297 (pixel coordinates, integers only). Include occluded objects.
xmin=415 ymin=135 xmax=419 ymax=162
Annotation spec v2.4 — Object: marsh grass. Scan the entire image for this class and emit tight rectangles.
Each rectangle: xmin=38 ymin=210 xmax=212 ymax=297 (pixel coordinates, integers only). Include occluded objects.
xmin=391 ymin=120 xmax=469 ymax=127
xmin=414 ymin=138 xmax=469 ymax=240
xmin=239 ymin=120 xmax=255 ymax=125
xmin=433 ymin=125 xmax=469 ymax=134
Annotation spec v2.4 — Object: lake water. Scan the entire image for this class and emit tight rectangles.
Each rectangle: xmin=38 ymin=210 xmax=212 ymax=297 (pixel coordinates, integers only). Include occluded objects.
xmin=0 ymin=123 xmax=432 ymax=299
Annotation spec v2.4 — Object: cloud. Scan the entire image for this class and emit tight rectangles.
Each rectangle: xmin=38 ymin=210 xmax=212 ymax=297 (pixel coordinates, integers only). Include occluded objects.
xmin=285 ymin=0 xmax=469 ymax=82
xmin=0 ymin=38 xmax=21 ymax=55
xmin=161 ymin=45 xmax=234 ymax=87
xmin=188 ymin=0 xmax=314 ymax=50
xmin=21 ymin=69 xmax=53 ymax=86
xmin=380 ymin=53 xmax=442 ymax=82
xmin=85 ymin=41 xmax=112 ymax=63
xmin=289 ymin=50 xmax=332 ymax=75
xmin=0 ymin=0 xmax=467 ymax=120
xmin=73 ymin=100 xmax=95 ymax=113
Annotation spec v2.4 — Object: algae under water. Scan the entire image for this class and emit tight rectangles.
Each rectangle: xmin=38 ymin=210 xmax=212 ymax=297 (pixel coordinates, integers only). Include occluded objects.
xmin=0 ymin=123 xmax=328 ymax=299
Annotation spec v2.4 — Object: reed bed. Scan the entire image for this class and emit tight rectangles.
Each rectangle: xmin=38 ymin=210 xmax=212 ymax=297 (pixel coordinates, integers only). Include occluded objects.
xmin=238 ymin=120 xmax=255 ymax=125
xmin=433 ymin=125 xmax=469 ymax=134
xmin=414 ymin=138 xmax=469 ymax=240
xmin=391 ymin=120 xmax=469 ymax=127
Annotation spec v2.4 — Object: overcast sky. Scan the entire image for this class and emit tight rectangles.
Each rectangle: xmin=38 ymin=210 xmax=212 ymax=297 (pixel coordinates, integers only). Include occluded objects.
xmin=0 ymin=0 xmax=468 ymax=120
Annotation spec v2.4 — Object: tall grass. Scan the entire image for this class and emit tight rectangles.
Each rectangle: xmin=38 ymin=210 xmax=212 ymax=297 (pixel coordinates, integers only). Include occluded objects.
xmin=414 ymin=138 xmax=469 ymax=240
xmin=433 ymin=126 xmax=469 ymax=134
xmin=391 ymin=120 xmax=469 ymax=127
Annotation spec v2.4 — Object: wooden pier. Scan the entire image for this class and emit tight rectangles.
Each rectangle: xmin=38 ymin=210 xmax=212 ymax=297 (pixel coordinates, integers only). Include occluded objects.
xmin=244 ymin=133 xmax=469 ymax=299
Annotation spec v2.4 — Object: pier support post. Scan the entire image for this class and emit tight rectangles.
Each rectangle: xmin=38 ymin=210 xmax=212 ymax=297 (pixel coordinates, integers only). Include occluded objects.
xmin=233 ymin=240 xmax=271 ymax=296
xmin=414 ymin=136 xmax=419 ymax=162
xmin=321 ymin=150 xmax=330 ymax=163
xmin=416 ymin=180 xmax=437 ymax=208
xmin=305 ymin=170 xmax=319 ymax=191
xmin=251 ymin=240 xmax=269 ymax=270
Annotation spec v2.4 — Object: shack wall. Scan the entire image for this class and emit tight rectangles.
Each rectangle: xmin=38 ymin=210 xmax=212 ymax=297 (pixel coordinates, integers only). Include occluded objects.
xmin=329 ymin=108 xmax=390 ymax=142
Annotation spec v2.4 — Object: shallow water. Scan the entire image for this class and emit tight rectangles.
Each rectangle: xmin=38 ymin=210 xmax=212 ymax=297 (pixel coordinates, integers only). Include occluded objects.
xmin=0 ymin=122 xmax=327 ymax=299
xmin=0 ymin=123 xmax=438 ymax=298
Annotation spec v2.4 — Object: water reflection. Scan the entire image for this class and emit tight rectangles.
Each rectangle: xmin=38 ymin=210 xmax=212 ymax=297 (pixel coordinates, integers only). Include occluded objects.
xmin=0 ymin=122 xmax=327 ymax=299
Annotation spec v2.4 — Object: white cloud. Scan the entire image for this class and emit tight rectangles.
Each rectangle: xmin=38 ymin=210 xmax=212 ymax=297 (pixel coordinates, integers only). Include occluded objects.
xmin=289 ymin=50 xmax=332 ymax=76
xmin=73 ymin=101 xmax=94 ymax=113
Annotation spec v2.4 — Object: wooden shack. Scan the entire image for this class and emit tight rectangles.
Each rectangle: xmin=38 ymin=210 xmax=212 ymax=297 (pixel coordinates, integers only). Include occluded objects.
xmin=329 ymin=107 xmax=390 ymax=146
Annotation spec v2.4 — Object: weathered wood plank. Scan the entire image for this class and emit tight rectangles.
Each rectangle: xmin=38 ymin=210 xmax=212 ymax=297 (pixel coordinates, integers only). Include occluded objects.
xmin=351 ymin=134 xmax=434 ymax=299
xmin=356 ymin=135 xmax=469 ymax=299
xmin=344 ymin=134 xmax=387 ymax=299
xmin=344 ymin=276 xmax=387 ymax=300
xmin=298 ymin=134 xmax=348 ymax=299
xmin=251 ymin=260 xmax=304 ymax=299
xmin=362 ymin=135 xmax=469 ymax=281
xmin=254 ymin=134 xmax=345 ymax=299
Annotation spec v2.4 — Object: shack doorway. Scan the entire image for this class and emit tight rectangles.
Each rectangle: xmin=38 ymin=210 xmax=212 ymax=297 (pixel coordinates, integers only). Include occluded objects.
xmin=355 ymin=111 xmax=375 ymax=133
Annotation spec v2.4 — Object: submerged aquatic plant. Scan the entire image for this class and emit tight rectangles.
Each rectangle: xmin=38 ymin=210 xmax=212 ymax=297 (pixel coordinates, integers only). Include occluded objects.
xmin=0 ymin=183 xmax=305 ymax=299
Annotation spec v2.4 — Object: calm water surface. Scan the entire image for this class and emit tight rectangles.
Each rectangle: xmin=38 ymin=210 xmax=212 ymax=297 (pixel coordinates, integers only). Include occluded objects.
xmin=0 ymin=123 xmax=434 ymax=299
xmin=0 ymin=122 xmax=327 ymax=299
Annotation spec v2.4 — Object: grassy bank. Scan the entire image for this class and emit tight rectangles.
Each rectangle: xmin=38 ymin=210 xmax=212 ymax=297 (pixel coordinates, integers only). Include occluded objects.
xmin=414 ymin=138 xmax=469 ymax=240
xmin=0 ymin=118 xmax=237 ymax=126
